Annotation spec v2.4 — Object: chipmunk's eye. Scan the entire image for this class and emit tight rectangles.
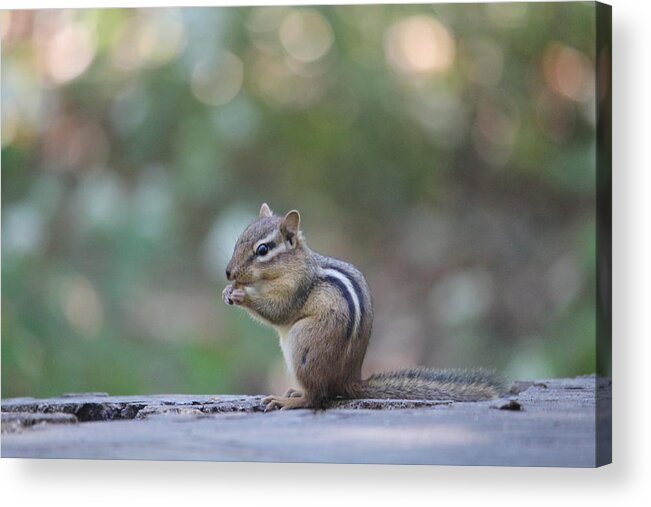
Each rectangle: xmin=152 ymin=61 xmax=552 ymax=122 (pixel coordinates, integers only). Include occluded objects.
xmin=256 ymin=243 xmax=269 ymax=256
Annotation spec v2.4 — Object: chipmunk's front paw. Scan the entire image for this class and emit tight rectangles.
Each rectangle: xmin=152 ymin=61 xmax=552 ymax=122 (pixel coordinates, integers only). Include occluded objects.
xmin=262 ymin=394 xmax=310 ymax=411
xmin=222 ymin=284 xmax=246 ymax=305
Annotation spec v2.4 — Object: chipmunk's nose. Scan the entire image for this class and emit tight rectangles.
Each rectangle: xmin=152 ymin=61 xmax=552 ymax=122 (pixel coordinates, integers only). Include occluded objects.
xmin=225 ymin=268 xmax=232 ymax=280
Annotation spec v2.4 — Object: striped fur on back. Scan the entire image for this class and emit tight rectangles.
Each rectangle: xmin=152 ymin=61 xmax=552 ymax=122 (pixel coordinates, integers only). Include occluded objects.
xmin=314 ymin=253 xmax=370 ymax=342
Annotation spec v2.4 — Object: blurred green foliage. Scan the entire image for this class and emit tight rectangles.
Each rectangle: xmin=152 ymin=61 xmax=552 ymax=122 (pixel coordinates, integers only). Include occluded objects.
xmin=2 ymin=3 xmax=599 ymax=398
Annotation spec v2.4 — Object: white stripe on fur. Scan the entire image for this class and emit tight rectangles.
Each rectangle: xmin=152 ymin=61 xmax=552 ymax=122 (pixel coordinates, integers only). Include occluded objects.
xmin=256 ymin=242 xmax=287 ymax=263
xmin=321 ymin=267 xmax=361 ymax=339
xmin=254 ymin=231 xmax=279 ymax=251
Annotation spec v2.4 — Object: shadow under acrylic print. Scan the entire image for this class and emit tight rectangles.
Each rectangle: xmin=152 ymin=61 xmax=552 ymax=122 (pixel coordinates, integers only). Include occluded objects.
xmin=1 ymin=2 xmax=611 ymax=466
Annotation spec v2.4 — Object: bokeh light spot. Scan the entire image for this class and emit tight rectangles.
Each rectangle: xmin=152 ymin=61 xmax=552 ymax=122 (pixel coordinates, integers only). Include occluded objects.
xmin=111 ymin=10 xmax=185 ymax=71
xmin=279 ymin=9 xmax=334 ymax=63
xmin=385 ymin=15 xmax=455 ymax=76
xmin=63 ymin=275 xmax=104 ymax=338
xmin=543 ymin=43 xmax=594 ymax=103
xmin=191 ymin=51 xmax=244 ymax=107
xmin=43 ymin=21 xmax=96 ymax=84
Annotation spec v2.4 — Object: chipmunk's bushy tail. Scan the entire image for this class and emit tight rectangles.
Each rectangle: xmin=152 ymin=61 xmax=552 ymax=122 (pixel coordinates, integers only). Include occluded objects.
xmin=352 ymin=367 xmax=506 ymax=401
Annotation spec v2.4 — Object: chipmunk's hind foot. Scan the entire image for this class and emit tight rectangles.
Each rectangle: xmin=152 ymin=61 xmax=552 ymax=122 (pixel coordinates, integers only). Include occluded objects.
xmin=284 ymin=387 xmax=303 ymax=398
xmin=262 ymin=394 xmax=312 ymax=411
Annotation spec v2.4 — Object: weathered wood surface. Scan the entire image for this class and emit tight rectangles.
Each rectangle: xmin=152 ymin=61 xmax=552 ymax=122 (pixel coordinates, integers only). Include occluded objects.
xmin=1 ymin=376 xmax=611 ymax=467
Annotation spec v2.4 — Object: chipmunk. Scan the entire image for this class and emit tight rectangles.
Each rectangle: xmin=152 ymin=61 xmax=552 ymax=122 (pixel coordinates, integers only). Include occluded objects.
xmin=222 ymin=203 xmax=506 ymax=410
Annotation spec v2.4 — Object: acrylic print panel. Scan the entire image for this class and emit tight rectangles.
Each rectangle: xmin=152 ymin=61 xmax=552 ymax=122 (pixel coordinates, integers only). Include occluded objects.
xmin=1 ymin=2 xmax=611 ymax=466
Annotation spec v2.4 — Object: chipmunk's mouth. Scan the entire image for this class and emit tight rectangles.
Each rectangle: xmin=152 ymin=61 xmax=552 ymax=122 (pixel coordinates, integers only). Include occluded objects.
xmin=231 ymin=273 xmax=254 ymax=286
xmin=234 ymin=276 xmax=276 ymax=292
xmin=233 ymin=271 xmax=278 ymax=286
xmin=233 ymin=278 xmax=262 ymax=287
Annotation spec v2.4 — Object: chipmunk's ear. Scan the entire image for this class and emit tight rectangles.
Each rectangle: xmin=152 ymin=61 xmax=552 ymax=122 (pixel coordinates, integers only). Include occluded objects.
xmin=281 ymin=210 xmax=301 ymax=246
xmin=259 ymin=202 xmax=273 ymax=218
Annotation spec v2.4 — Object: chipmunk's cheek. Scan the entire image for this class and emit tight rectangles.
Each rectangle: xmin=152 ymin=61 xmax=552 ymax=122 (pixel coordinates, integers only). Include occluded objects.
xmin=244 ymin=279 xmax=271 ymax=299
xmin=249 ymin=266 xmax=265 ymax=281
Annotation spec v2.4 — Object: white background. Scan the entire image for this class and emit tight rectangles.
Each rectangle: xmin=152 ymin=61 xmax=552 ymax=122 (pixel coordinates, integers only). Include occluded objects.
xmin=1 ymin=0 xmax=649 ymax=505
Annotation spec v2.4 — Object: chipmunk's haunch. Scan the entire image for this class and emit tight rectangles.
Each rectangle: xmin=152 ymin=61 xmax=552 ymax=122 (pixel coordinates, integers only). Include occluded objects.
xmin=223 ymin=203 xmax=505 ymax=410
